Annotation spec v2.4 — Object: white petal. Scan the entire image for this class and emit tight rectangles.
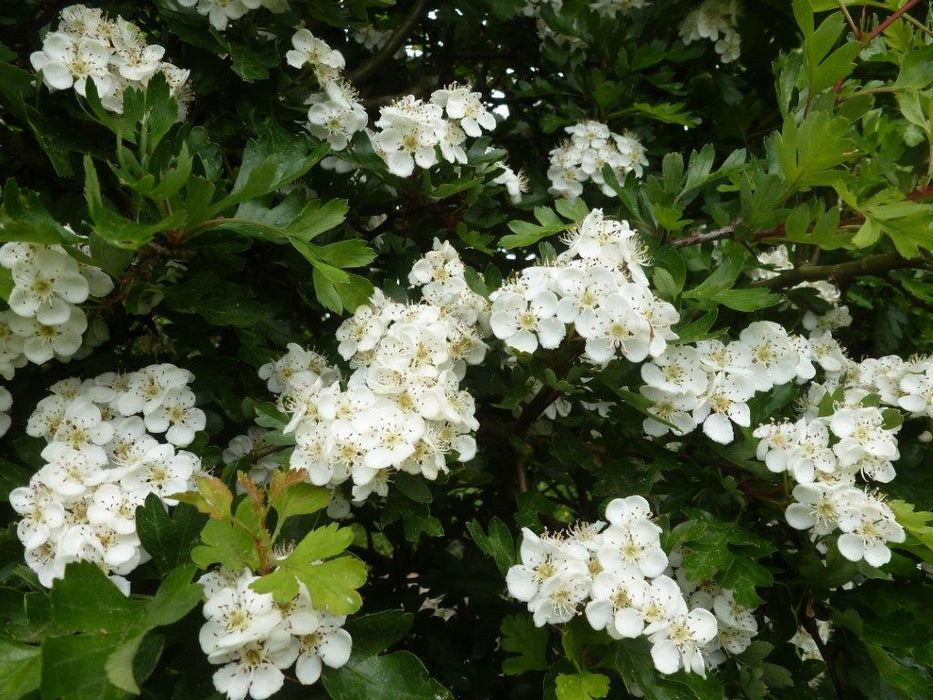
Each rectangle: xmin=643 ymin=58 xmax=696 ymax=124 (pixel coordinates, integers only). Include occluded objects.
xmin=651 ymin=639 xmax=681 ymax=674
xmin=703 ymin=413 xmax=734 ymax=444
xmin=836 ymin=533 xmax=864 ymax=562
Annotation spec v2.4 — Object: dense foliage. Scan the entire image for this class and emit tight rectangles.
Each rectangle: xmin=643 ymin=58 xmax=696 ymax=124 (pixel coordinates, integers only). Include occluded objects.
xmin=2 ymin=1 xmax=933 ymax=698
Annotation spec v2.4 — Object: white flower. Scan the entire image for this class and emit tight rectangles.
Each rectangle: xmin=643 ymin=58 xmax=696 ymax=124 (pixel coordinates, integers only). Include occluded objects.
xmin=286 ymin=29 xmax=345 ymax=83
xmin=211 ymin=632 xmax=299 ymax=700
xmin=9 ymin=309 xmax=88 ymax=364
xmin=649 ymin=608 xmax=718 ymax=676
xmin=372 ymin=97 xmax=445 ymax=177
xmin=693 ymin=372 xmax=754 ymax=444
xmin=110 ymin=18 xmax=165 ymax=82
xmin=641 ymin=387 xmax=697 ymax=437
xmin=736 ymin=321 xmax=799 ymax=391
xmin=179 ymin=0 xmax=251 ymax=32
xmin=199 ymin=572 xmax=284 ymax=659
xmin=493 ymin=164 xmax=528 ymax=203
xmin=8 ymin=248 xmax=89 ymax=324
xmin=306 ymin=82 xmax=368 ymax=151
xmin=785 ymin=482 xmax=858 ymax=535
xmin=547 ymin=121 xmax=647 ymax=198
xmin=10 ymin=483 xmax=66 ymax=549
xmin=30 ymin=31 xmax=113 ymax=96
xmin=597 ymin=518 xmax=668 ymax=578
xmin=122 ymin=446 xmax=198 ymax=503
xmin=530 ymin=571 xmax=591 ymax=626
xmin=506 ymin=528 xmax=588 ymax=602
xmin=490 ymin=290 xmax=565 ymax=354
xmin=829 ymin=407 xmax=899 ymax=467
xmin=585 ymin=570 xmax=650 ymax=638
xmin=430 ymin=83 xmax=497 ymax=137
xmin=836 ymin=496 xmax=905 ymax=567
xmin=143 ymin=387 xmax=206 ymax=446
xmin=641 ymin=347 xmax=708 ymax=396
xmin=579 ymin=292 xmax=652 ymax=364
xmin=294 ymin=615 xmax=352 ymax=685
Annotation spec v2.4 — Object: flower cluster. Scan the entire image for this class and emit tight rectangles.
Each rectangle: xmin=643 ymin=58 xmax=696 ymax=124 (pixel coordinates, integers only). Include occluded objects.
xmin=0 ymin=243 xmax=112 ymax=373
xmin=589 ymin=0 xmax=651 ymax=17
xmin=679 ymin=0 xmax=741 ymax=63
xmin=547 ymin=121 xmax=648 ymax=199
xmin=506 ymin=496 xmax=758 ymax=678
xmin=352 ymin=26 xmax=394 ymax=52
xmin=285 ymin=29 xmax=368 ymax=151
xmin=756 ymin=401 xmax=905 ymax=567
xmin=259 ymin=241 xmax=487 ymax=503
xmin=846 ymin=354 xmax=933 ymax=419
xmin=750 ymin=347 xmax=933 ymax=568
xmin=667 ymin=547 xmax=760 ymax=664
xmin=640 ymin=320 xmax=852 ymax=444
xmin=30 ymin=4 xmax=190 ymax=113
xmin=10 ymin=365 xmax=205 ymax=591
xmin=490 ymin=209 xmax=677 ymax=363
xmin=370 ymin=84 xmax=498 ymax=177
xmin=521 ymin=0 xmax=649 ymax=48
xmin=177 ymin=0 xmax=289 ymax=32
xmin=198 ymin=569 xmax=351 ymax=700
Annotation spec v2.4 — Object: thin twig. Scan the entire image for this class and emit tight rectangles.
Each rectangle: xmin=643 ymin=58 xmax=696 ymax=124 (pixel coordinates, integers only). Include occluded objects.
xmin=348 ymin=0 xmax=428 ymax=85
xmin=836 ymin=0 xmax=860 ymax=38
xmin=671 ymin=219 xmax=743 ymax=248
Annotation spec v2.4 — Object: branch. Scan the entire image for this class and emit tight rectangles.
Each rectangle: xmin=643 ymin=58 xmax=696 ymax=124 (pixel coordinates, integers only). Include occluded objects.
xmin=348 ymin=0 xmax=428 ymax=85
xmin=511 ymin=387 xmax=561 ymax=493
xmin=864 ymin=0 xmax=921 ymax=42
xmin=750 ymin=252 xmax=929 ymax=289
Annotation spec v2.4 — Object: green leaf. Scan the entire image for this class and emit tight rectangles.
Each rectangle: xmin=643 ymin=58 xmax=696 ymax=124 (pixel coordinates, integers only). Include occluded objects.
xmin=467 ymin=517 xmax=517 ymax=575
xmin=219 ymin=127 xmax=327 ymax=210
xmin=322 ymin=650 xmax=453 ymax=700
xmin=173 ymin=475 xmax=234 ymax=519
xmin=864 ymin=643 xmax=932 ymax=696
xmin=251 ymin=524 xmax=366 ymax=613
xmin=50 ymin=562 xmax=144 ymax=634
xmin=163 ymin=271 xmax=266 ymax=327
xmin=772 ymin=111 xmax=854 ymax=193
xmin=555 ymin=671 xmax=610 ymax=700
xmin=0 ymin=179 xmax=77 ymax=244
xmin=344 ymin=610 xmax=414 ymax=657
xmin=41 ymin=635 xmax=127 ymax=700
xmin=682 ymin=535 xmax=734 ymax=582
xmin=499 ymin=206 xmax=575 ymax=249
xmin=135 ymin=496 xmax=207 ymax=575
xmin=609 ymin=639 xmax=725 ymax=700
xmin=718 ymin=557 xmax=773 ymax=607
xmin=271 ymin=482 xmax=330 ymax=523
xmin=891 ymin=501 xmax=933 ymax=555
xmin=310 ymin=239 xmax=378 ymax=269
xmin=144 ymin=564 xmax=203 ymax=628
xmin=84 ymin=156 xmax=184 ymax=249
xmin=0 ymin=636 xmax=41 ymax=700
xmin=190 ymin=518 xmax=261 ymax=571
xmin=501 ymin=614 xmax=549 ymax=675
xmin=708 ymin=287 xmax=781 ymax=312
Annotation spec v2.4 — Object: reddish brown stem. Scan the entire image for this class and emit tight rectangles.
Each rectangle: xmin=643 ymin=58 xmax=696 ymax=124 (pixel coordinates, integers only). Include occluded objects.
xmin=864 ymin=0 xmax=921 ymax=42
